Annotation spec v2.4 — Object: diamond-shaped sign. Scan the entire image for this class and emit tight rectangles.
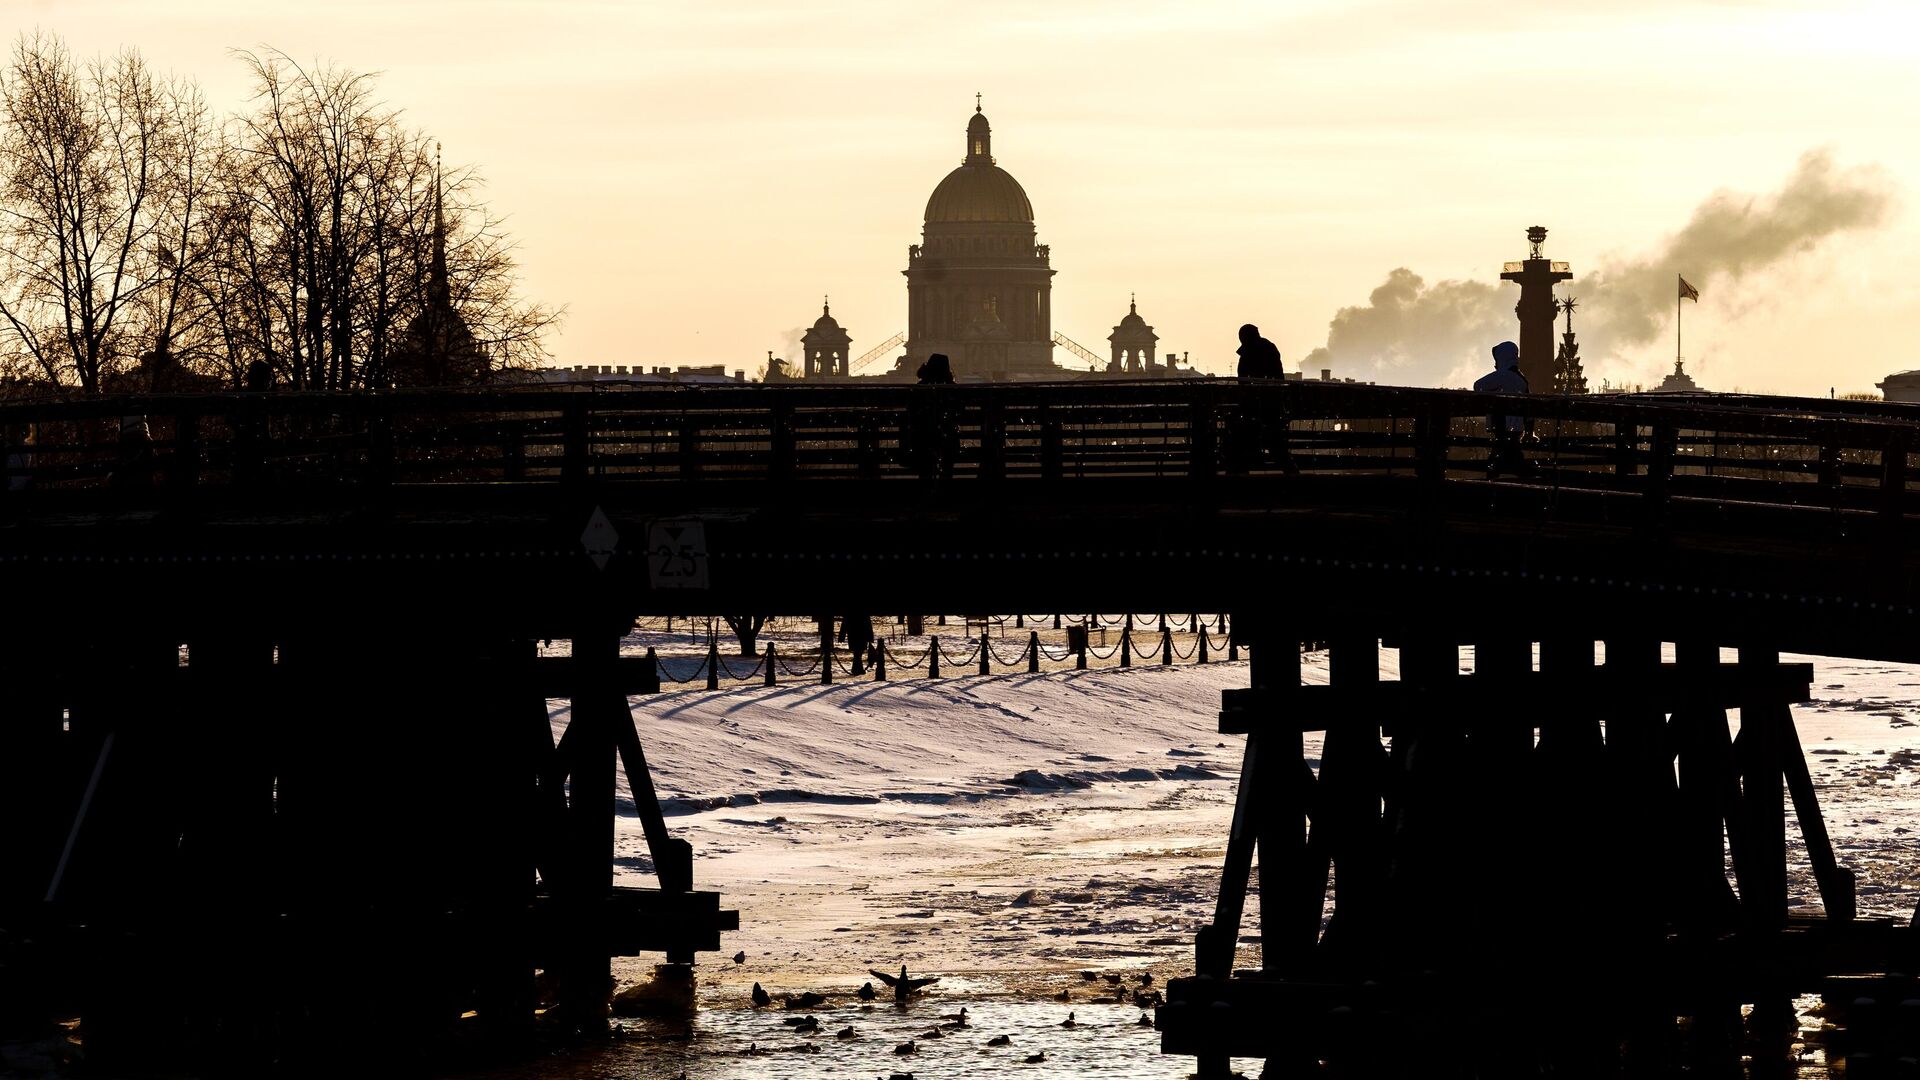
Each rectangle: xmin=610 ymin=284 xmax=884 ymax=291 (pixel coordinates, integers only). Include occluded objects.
xmin=581 ymin=506 xmax=618 ymax=571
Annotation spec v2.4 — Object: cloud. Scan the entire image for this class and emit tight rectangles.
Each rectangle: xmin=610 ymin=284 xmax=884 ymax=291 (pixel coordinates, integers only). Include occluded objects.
xmin=1305 ymin=150 xmax=1897 ymax=388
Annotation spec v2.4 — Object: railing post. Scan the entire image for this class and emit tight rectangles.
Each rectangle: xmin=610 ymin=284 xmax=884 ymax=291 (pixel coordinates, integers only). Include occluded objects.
xmin=679 ymin=416 xmax=701 ymax=481
xmin=1228 ymin=633 xmax=1240 ymax=663
xmin=365 ymin=405 xmax=394 ymax=488
xmin=503 ymin=422 xmax=526 ymax=481
xmin=1198 ymin=626 xmax=1210 ymax=665
xmin=561 ymin=400 xmax=589 ymax=484
xmin=169 ymin=411 xmax=200 ymax=490
xmin=1028 ymin=631 xmax=1040 ymax=674
xmin=1414 ymin=408 xmax=1447 ymax=493
xmin=819 ymin=617 xmax=833 ymax=685
xmin=1053 ymin=613 xmax=1062 ymax=630
xmin=1161 ymin=626 xmax=1174 ymax=666
xmin=857 ymin=415 xmax=880 ymax=481
xmin=1189 ymin=399 xmax=1217 ymax=481
xmin=929 ymin=638 xmax=941 ymax=679
xmin=1817 ymin=441 xmax=1841 ymax=496
xmin=979 ymin=632 xmax=990 ymax=676
xmin=874 ymin=640 xmax=886 ymax=681
xmin=1644 ymin=421 xmax=1676 ymax=525
xmin=1039 ymin=407 xmax=1063 ymax=482
xmin=1881 ymin=429 xmax=1909 ymax=526
xmin=769 ymin=401 xmax=794 ymax=485
xmin=764 ymin=643 xmax=777 ymax=687
xmin=979 ymin=399 xmax=1005 ymax=482
xmin=706 ymin=641 xmax=720 ymax=691
xmin=1613 ymin=421 xmax=1639 ymax=479
xmin=1121 ymin=627 xmax=1132 ymax=668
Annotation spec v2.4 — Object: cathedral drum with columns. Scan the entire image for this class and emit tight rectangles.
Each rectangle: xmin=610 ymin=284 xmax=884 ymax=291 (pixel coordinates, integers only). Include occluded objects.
xmin=898 ymin=104 xmax=1064 ymax=378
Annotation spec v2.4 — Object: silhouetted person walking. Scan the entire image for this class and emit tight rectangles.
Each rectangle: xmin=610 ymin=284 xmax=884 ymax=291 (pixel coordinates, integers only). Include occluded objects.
xmin=1473 ymin=341 xmax=1533 ymax=479
xmin=1235 ymin=324 xmax=1281 ymax=380
xmin=1231 ymin=324 xmax=1298 ymax=474
xmin=916 ymin=354 xmax=954 ymax=385
xmin=912 ymin=353 xmax=958 ymax=480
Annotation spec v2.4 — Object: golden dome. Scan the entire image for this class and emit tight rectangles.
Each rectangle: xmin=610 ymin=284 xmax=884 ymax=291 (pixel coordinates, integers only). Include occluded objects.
xmin=925 ymin=163 xmax=1034 ymax=224
xmin=924 ymin=107 xmax=1033 ymax=224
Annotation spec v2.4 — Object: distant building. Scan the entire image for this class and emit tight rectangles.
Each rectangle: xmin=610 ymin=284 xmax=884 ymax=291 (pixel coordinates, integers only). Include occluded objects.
xmin=1878 ymin=371 xmax=1920 ymax=402
xmin=515 ymin=364 xmax=747 ymax=386
xmin=892 ymin=103 xmax=1066 ymax=379
xmin=1107 ymin=296 xmax=1157 ymax=374
xmin=1649 ymin=359 xmax=1702 ymax=394
xmin=389 ymin=149 xmax=487 ymax=388
xmin=800 ymin=300 xmax=852 ymax=378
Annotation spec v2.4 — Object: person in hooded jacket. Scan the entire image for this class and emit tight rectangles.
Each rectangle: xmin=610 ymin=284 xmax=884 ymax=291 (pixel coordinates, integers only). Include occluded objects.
xmin=911 ymin=353 xmax=958 ymax=479
xmin=1473 ymin=341 xmax=1534 ymax=479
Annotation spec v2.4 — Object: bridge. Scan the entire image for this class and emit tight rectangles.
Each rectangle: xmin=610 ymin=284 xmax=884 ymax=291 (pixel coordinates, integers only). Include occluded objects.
xmin=3 ymin=379 xmax=1918 ymax=1071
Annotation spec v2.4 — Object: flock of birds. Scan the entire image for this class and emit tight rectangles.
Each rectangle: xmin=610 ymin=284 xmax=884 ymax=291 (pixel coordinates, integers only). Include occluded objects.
xmin=727 ymin=953 xmax=1163 ymax=1072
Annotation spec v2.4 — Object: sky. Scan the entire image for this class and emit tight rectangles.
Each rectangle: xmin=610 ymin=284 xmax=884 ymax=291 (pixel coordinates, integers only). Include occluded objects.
xmin=14 ymin=0 xmax=1920 ymax=393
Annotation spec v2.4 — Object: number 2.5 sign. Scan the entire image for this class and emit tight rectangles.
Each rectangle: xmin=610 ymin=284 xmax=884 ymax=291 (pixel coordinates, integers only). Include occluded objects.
xmin=647 ymin=520 xmax=709 ymax=589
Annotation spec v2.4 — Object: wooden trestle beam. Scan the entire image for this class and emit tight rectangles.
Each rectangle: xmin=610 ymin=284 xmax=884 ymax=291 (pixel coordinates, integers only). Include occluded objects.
xmin=1168 ymin=635 xmax=1863 ymax=1072
xmin=1218 ymin=660 xmax=1814 ymax=734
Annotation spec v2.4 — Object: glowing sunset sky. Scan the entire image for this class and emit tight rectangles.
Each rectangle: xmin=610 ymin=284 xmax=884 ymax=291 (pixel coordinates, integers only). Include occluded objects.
xmin=21 ymin=0 xmax=1920 ymax=393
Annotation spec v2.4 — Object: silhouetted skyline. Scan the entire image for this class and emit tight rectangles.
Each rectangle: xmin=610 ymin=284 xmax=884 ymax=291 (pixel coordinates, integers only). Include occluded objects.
xmin=32 ymin=1 xmax=1920 ymax=393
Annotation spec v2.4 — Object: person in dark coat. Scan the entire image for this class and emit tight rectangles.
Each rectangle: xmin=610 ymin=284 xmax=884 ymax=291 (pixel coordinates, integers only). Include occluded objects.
xmin=912 ymin=353 xmax=958 ymax=479
xmin=1235 ymin=324 xmax=1283 ymax=379
xmin=1231 ymin=325 xmax=1298 ymax=474
xmin=916 ymin=353 xmax=955 ymax=384
xmin=1473 ymin=340 xmax=1534 ymax=479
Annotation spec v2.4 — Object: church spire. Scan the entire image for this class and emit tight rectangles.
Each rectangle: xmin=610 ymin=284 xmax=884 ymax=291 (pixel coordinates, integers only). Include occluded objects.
xmin=429 ymin=142 xmax=450 ymax=310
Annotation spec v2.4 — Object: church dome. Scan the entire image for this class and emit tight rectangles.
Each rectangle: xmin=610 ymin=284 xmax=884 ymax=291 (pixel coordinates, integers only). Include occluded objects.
xmin=925 ymin=165 xmax=1034 ymax=223
xmin=924 ymin=107 xmax=1033 ymax=224
xmin=811 ymin=302 xmax=843 ymax=332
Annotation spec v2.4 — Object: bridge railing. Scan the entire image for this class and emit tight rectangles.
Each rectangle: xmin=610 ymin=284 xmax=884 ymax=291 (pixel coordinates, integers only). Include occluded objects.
xmin=1 ymin=381 xmax=1915 ymax=520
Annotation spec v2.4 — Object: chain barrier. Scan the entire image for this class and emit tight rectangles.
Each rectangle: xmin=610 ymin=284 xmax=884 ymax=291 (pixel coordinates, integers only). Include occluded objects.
xmin=775 ymin=652 xmax=822 ymax=677
xmin=716 ymin=652 xmax=766 ymax=681
xmin=632 ymin=617 xmax=1235 ymax=690
xmin=940 ymin=639 xmax=983 ymax=665
xmin=656 ymin=652 xmax=709 ymax=685
xmin=886 ymin=645 xmax=932 ymax=666
xmin=986 ymin=638 xmax=1033 ymax=666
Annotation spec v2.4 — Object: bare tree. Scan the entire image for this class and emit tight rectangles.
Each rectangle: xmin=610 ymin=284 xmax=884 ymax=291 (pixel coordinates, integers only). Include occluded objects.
xmin=723 ymin=615 xmax=770 ymax=658
xmin=0 ymin=33 xmax=560 ymax=395
xmin=221 ymin=48 xmax=558 ymax=389
xmin=0 ymin=34 xmax=198 ymax=393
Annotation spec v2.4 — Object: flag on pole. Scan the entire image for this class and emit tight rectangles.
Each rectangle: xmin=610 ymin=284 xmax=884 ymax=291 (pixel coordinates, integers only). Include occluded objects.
xmin=1678 ymin=275 xmax=1700 ymax=302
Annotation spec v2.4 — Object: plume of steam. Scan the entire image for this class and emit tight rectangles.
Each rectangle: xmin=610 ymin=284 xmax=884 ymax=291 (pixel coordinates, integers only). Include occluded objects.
xmin=1304 ymin=150 xmax=1896 ymax=387
xmin=778 ymin=326 xmax=807 ymax=363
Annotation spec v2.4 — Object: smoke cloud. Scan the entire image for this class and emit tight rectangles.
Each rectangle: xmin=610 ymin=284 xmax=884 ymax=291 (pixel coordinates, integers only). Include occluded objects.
xmin=1304 ymin=150 xmax=1896 ymax=388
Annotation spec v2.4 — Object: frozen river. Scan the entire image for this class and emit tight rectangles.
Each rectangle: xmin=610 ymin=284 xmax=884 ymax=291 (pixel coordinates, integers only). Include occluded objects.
xmin=474 ymin=635 xmax=1920 ymax=1078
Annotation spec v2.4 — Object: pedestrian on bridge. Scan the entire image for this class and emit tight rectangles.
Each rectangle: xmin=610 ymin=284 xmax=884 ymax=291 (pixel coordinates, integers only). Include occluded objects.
xmin=1473 ymin=341 xmax=1535 ymax=479
xmin=912 ymin=353 xmax=958 ymax=480
xmin=1232 ymin=324 xmax=1299 ymax=475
